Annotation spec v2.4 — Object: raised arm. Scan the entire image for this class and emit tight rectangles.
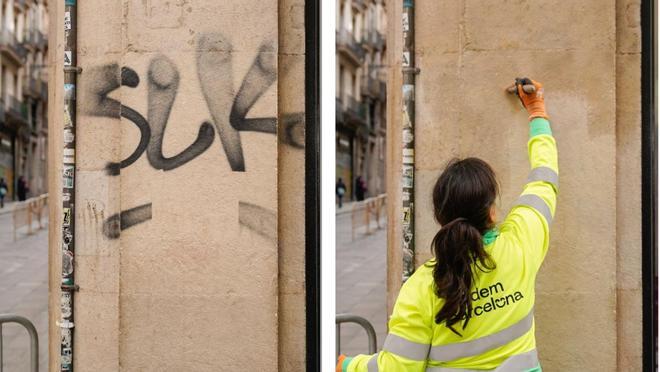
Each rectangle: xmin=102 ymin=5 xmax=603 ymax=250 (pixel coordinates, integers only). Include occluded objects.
xmin=501 ymin=78 xmax=559 ymax=267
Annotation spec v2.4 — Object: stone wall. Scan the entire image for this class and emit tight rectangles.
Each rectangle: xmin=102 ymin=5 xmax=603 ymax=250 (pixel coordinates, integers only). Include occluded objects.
xmin=48 ymin=0 xmax=306 ymax=370
xmin=386 ymin=0 xmax=642 ymax=370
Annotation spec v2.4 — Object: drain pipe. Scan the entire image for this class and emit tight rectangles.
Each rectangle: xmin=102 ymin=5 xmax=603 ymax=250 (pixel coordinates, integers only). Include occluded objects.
xmin=401 ymin=0 xmax=418 ymax=282
xmin=59 ymin=0 xmax=80 ymax=370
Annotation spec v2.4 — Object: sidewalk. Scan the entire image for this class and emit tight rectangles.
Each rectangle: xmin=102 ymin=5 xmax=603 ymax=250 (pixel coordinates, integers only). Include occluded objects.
xmin=336 ymin=200 xmax=358 ymax=216
xmin=0 ymin=200 xmax=19 ymax=216
xmin=0 ymin=211 xmax=49 ymax=371
xmin=336 ymin=210 xmax=387 ymax=357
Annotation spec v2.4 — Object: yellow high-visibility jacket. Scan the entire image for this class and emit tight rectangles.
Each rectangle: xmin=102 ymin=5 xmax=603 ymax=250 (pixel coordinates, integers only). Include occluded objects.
xmin=343 ymin=118 xmax=558 ymax=372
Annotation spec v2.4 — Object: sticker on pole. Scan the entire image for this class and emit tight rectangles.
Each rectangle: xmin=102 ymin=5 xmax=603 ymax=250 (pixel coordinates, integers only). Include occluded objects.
xmin=63 ymin=128 xmax=74 ymax=143
xmin=63 ymin=148 xmax=75 ymax=164
xmin=64 ymin=51 xmax=72 ymax=66
xmin=64 ymin=12 xmax=71 ymax=30
xmin=64 ymin=106 xmax=73 ymax=128
xmin=63 ymin=165 xmax=74 ymax=189
xmin=402 ymin=52 xmax=410 ymax=67
xmin=64 ymin=84 xmax=76 ymax=100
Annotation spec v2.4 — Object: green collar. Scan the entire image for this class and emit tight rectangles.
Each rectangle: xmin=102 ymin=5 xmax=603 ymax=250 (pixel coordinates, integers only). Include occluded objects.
xmin=482 ymin=228 xmax=500 ymax=245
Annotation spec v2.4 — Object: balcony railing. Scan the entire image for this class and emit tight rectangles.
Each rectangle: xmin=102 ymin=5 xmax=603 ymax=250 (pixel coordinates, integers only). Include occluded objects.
xmin=336 ymin=97 xmax=344 ymax=123
xmin=361 ymin=76 xmax=380 ymax=99
xmin=36 ymin=30 xmax=46 ymax=49
xmin=345 ymin=96 xmax=367 ymax=123
xmin=0 ymin=29 xmax=28 ymax=63
xmin=23 ymin=76 xmax=40 ymax=98
xmin=378 ymin=81 xmax=386 ymax=102
xmin=360 ymin=29 xmax=386 ymax=50
xmin=40 ymin=81 xmax=47 ymax=101
xmin=336 ymin=30 xmax=366 ymax=65
xmin=7 ymin=95 xmax=28 ymax=122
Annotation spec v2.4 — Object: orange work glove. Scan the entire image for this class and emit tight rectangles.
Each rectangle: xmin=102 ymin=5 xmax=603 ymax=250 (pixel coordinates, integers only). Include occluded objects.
xmin=515 ymin=77 xmax=548 ymax=120
xmin=336 ymin=354 xmax=347 ymax=372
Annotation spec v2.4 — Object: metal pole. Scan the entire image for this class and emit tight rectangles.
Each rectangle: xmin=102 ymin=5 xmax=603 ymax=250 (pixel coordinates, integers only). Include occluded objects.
xmin=60 ymin=0 xmax=79 ymax=370
xmin=0 ymin=314 xmax=40 ymax=372
xmin=0 ymin=323 xmax=3 ymax=371
xmin=335 ymin=314 xmax=377 ymax=354
xmin=401 ymin=0 xmax=418 ymax=282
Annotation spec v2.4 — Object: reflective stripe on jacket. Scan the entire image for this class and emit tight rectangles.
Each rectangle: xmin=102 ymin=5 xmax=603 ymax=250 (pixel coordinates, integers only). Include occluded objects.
xmin=344 ymin=118 xmax=558 ymax=372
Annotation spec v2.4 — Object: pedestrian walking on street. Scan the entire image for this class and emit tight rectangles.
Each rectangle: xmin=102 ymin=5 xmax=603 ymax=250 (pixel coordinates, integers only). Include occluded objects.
xmin=17 ymin=176 xmax=29 ymax=201
xmin=336 ymin=177 xmax=347 ymax=208
xmin=0 ymin=178 xmax=7 ymax=208
xmin=338 ymin=78 xmax=557 ymax=371
xmin=355 ymin=175 xmax=367 ymax=201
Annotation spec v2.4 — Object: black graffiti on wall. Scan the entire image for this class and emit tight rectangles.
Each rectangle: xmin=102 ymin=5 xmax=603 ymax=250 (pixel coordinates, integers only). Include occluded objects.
xmin=83 ymin=33 xmax=303 ymax=239
xmin=84 ymin=34 xmax=303 ymax=177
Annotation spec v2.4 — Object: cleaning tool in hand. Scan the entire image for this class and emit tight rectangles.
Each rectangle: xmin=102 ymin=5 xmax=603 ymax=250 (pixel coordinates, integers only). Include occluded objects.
xmin=506 ymin=77 xmax=548 ymax=120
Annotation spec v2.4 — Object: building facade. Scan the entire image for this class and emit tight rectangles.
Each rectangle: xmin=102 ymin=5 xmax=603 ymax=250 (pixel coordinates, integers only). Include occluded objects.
xmin=0 ymin=0 xmax=48 ymax=201
xmin=336 ymin=0 xmax=386 ymax=200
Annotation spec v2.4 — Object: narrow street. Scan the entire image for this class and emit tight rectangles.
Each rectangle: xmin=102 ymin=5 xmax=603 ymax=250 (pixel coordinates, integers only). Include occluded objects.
xmin=0 ymin=207 xmax=48 ymax=371
xmin=336 ymin=204 xmax=387 ymax=357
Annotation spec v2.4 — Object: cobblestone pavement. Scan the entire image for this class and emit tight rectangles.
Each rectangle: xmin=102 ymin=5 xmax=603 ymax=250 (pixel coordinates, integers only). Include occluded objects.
xmin=336 ymin=208 xmax=387 ymax=357
xmin=0 ymin=211 xmax=48 ymax=371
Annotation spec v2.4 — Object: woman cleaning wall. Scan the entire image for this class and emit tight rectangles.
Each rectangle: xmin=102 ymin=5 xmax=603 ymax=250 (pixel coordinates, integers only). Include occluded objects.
xmin=337 ymin=78 xmax=558 ymax=371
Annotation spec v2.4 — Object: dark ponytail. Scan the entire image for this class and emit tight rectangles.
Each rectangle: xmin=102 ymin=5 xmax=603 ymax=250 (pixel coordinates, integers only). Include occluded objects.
xmin=431 ymin=158 xmax=498 ymax=335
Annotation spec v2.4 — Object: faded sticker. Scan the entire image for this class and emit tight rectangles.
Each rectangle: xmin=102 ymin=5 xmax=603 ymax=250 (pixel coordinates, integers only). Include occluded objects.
xmin=61 ymin=328 xmax=72 ymax=348
xmin=63 ymin=165 xmax=74 ymax=188
xmin=403 ymin=84 xmax=415 ymax=101
xmin=62 ymin=192 xmax=71 ymax=202
xmin=63 ymin=128 xmax=74 ymax=143
xmin=65 ymin=0 xmax=76 ymax=5
xmin=63 ymin=227 xmax=73 ymax=247
xmin=62 ymin=347 xmax=72 ymax=365
xmin=63 ymin=106 xmax=73 ymax=128
xmin=402 ymin=13 xmax=410 ymax=31
xmin=402 ymin=191 xmax=411 ymax=201
xmin=403 ymin=207 xmax=412 ymax=225
xmin=63 ymin=208 xmax=71 ymax=227
xmin=403 ymin=148 xmax=414 ymax=164
xmin=403 ymin=52 xmax=410 ymax=67
xmin=402 ymin=165 xmax=414 ymax=188
xmin=64 ymin=84 xmax=76 ymax=100
xmin=64 ymin=12 xmax=71 ymax=30
xmin=64 ymin=51 xmax=72 ymax=66
xmin=403 ymin=227 xmax=414 ymax=244
xmin=402 ymin=106 xmax=412 ymax=129
xmin=61 ymin=292 xmax=72 ymax=318
xmin=63 ymin=148 xmax=75 ymax=164
xmin=62 ymin=249 xmax=74 ymax=276
xmin=402 ymin=129 xmax=413 ymax=144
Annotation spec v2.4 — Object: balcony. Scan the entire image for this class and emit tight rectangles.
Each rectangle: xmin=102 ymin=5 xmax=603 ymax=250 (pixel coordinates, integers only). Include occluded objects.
xmin=361 ymin=30 xmax=385 ymax=50
xmin=336 ymin=30 xmax=365 ymax=67
xmin=23 ymin=30 xmax=47 ymax=50
xmin=23 ymin=76 xmax=40 ymax=99
xmin=342 ymin=96 xmax=368 ymax=129
xmin=0 ymin=29 xmax=27 ymax=65
xmin=6 ymin=95 xmax=28 ymax=126
xmin=40 ymin=81 xmax=47 ymax=101
xmin=336 ymin=97 xmax=344 ymax=123
xmin=378 ymin=81 xmax=386 ymax=102
xmin=361 ymin=76 xmax=381 ymax=100
xmin=36 ymin=30 xmax=47 ymax=49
